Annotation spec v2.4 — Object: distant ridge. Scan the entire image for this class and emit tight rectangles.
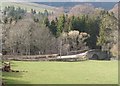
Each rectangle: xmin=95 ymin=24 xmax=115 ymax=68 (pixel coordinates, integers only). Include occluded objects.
xmin=35 ymin=2 xmax=116 ymax=10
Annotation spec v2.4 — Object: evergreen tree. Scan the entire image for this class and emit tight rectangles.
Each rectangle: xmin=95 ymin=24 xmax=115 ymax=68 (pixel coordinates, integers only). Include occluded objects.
xmin=97 ymin=13 xmax=117 ymax=51
xmin=44 ymin=17 xmax=50 ymax=27
xmin=33 ymin=10 xmax=36 ymax=14
xmin=56 ymin=14 xmax=65 ymax=36
xmin=49 ymin=20 xmax=57 ymax=36
xmin=31 ymin=9 xmax=34 ymax=14
xmin=44 ymin=9 xmax=49 ymax=17
xmin=69 ymin=15 xmax=75 ymax=30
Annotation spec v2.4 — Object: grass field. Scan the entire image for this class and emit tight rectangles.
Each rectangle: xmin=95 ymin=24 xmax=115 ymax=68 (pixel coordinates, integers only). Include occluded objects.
xmin=2 ymin=60 xmax=118 ymax=84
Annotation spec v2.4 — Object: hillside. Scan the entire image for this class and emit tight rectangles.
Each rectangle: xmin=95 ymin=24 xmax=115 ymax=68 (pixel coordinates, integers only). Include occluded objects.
xmin=109 ymin=3 xmax=118 ymax=18
xmin=68 ymin=3 xmax=95 ymax=16
xmin=1 ymin=2 xmax=58 ymax=13
xmin=1 ymin=2 xmax=118 ymax=18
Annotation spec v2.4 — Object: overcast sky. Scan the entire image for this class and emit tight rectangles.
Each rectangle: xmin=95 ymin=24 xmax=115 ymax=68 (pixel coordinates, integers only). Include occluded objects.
xmin=1 ymin=0 xmax=119 ymax=2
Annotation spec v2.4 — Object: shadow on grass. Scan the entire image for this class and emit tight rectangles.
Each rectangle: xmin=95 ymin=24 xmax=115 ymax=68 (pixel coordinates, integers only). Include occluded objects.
xmin=2 ymin=61 xmax=29 ymax=85
xmin=2 ymin=72 xmax=29 ymax=85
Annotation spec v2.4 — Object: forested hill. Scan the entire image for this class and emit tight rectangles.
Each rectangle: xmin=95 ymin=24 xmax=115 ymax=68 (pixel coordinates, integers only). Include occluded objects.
xmin=1 ymin=2 xmax=118 ymax=16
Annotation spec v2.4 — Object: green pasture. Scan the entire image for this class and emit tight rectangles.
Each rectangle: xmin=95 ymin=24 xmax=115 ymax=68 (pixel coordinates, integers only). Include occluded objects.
xmin=2 ymin=60 xmax=118 ymax=84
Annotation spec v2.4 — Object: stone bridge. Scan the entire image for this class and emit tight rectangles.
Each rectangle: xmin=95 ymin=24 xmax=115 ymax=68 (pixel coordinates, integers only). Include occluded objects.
xmin=86 ymin=49 xmax=110 ymax=60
